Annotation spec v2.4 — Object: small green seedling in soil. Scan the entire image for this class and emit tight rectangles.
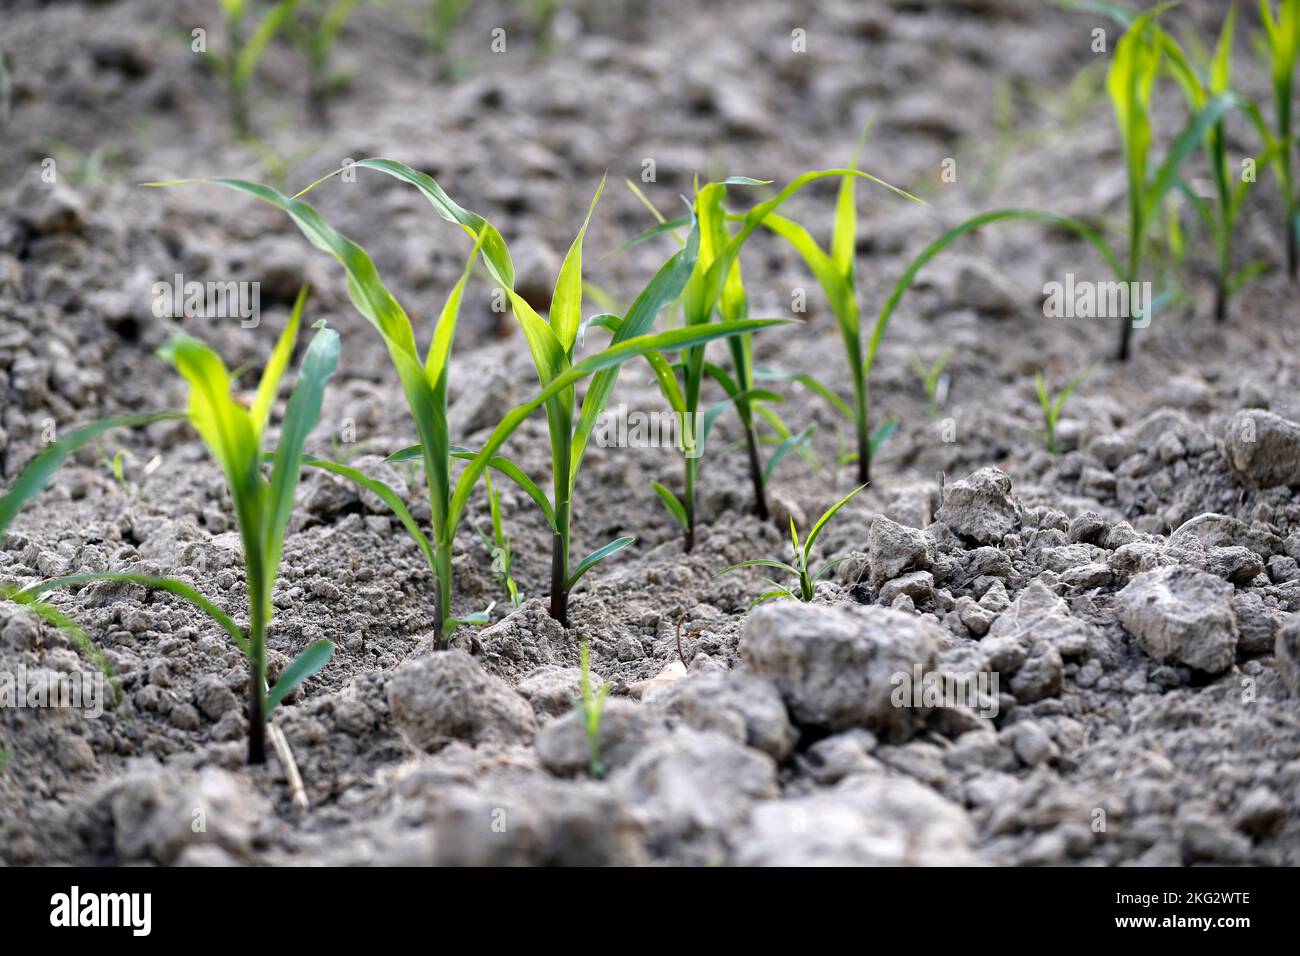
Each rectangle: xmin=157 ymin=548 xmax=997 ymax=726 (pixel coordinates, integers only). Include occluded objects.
xmin=286 ymin=0 xmax=365 ymax=124
xmin=476 ymin=471 xmax=523 ymax=608
xmin=1035 ymin=368 xmax=1089 ymax=455
xmin=627 ymin=168 xmax=915 ymax=531
xmin=721 ymin=484 xmax=864 ymax=605
xmin=427 ymin=0 xmax=473 ymax=75
xmin=214 ymin=0 xmax=301 ymax=136
xmin=573 ymin=640 xmax=611 ymax=778
xmin=909 ymin=350 xmax=954 ymax=419
xmin=755 ymin=149 xmax=926 ymax=484
xmin=160 ymin=163 xmax=774 ymax=640
xmin=18 ymin=291 xmax=339 ymax=765
xmin=1259 ymin=0 xmax=1300 ymax=277
xmin=0 ymin=52 xmax=12 ymax=125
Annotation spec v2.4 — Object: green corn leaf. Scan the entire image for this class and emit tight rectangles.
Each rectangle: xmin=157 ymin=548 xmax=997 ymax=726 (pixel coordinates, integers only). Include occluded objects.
xmin=651 ymin=482 xmax=689 ymax=531
xmin=812 ymin=553 xmax=859 ymax=583
xmin=749 ymin=586 xmax=797 ymax=609
xmin=233 ymin=0 xmax=301 ymax=91
xmin=551 ymin=176 xmax=606 ymax=352
xmin=763 ymin=425 xmax=815 ymax=482
xmin=567 ymin=535 xmax=635 ymax=590
xmin=755 ymin=368 xmax=853 ymax=419
xmin=0 ymin=412 xmax=181 ymax=538
xmin=449 ymin=317 xmax=788 ymax=535
xmin=1141 ymin=93 xmax=1240 ymax=225
xmin=569 ymin=220 xmax=703 ymax=480
xmin=302 ymin=456 xmax=436 ymax=571
xmin=251 ymin=284 xmax=307 ymax=434
xmin=426 ymin=236 xmax=484 ymax=389
xmin=452 ymin=604 xmax=495 ymax=627
xmin=804 ymin=484 xmax=866 ymax=563
xmin=264 ymin=322 xmax=340 ymax=579
xmin=1 ymin=586 xmax=117 ymax=700
xmin=718 ymin=558 xmax=801 ymax=577
xmin=450 ymin=447 xmax=556 ymax=530
xmin=19 ymin=572 xmax=249 ymax=655
xmin=866 ymin=209 xmax=1122 ymax=376
xmin=266 ymin=638 xmax=333 ymax=713
xmin=646 ymin=351 xmax=689 ymax=413
xmin=576 ymin=313 xmax=623 ymax=349
xmin=297 ymin=158 xmax=514 ymax=289
xmin=870 ymin=419 xmax=898 ymax=455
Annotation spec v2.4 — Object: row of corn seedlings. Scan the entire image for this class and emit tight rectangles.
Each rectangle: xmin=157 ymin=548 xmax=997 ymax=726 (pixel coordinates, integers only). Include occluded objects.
xmin=4 ymin=3 xmax=1297 ymax=765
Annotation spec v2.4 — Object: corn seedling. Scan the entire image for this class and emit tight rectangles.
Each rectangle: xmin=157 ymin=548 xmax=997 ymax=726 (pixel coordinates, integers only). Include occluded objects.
xmin=158 ymin=162 xmax=775 ymax=640
xmin=721 ymin=484 xmax=864 ymax=605
xmin=214 ymin=0 xmax=301 ymax=136
xmin=574 ymin=640 xmax=611 ymax=777
xmin=909 ymin=350 xmax=953 ymax=419
xmin=427 ymin=0 xmax=473 ymax=75
xmin=755 ymin=153 xmax=926 ymax=484
xmin=1254 ymin=0 xmax=1300 ymax=277
xmin=476 ymin=471 xmax=523 ymax=608
xmin=629 ymin=169 xmax=916 ymax=530
xmin=16 ymin=294 xmax=339 ymax=765
xmin=0 ymin=52 xmax=11 ymax=125
xmin=287 ymin=0 xmax=365 ymax=124
xmin=1035 ymin=368 xmax=1089 ymax=455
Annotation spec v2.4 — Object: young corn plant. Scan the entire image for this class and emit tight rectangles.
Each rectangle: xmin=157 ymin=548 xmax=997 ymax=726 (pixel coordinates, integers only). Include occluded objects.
xmin=574 ymin=640 xmax=611 ymax=778
xmin=427 ymin=0 xmax=473 ymax=75
xmin=286 ymin=0 xmax=364 ymax=124
xmin=1035 ymin=368 xmax=1089 ymax=455
xmin=476 ymin=471 xmax=523 ymax=608
xmin=1258 ymin=0 xmax=1300 ymax=278
xmin=756 ymin=156 xmax=926 ymax=483
xmin=15 ymin=295 xmax=339 ymax=765
xmin=720 ymin=484 xmax=864 ymax=606
xmin=214 ymin=0 xmax=301 ymax=136
xmin=159 ymin=162 xmax=771 ymax=639
xmin=629 ymin=169 xmax=917 ymax=529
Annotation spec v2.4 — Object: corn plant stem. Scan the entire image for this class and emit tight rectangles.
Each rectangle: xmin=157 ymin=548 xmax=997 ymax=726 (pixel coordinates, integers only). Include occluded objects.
xmin=726 ymin=336 xmax=768 ymax=520
xmin=742 ymin=425 xmax=767 ymax=520
xmin=549 ymin=506 xmax=570 ymax=625
xmin=248 ymin=605 xmax=267 ymax=765
xmin=226 ymin=14 xmax=249 ymax=137
xmin=683 ymin=457 xmax=698 ymax=553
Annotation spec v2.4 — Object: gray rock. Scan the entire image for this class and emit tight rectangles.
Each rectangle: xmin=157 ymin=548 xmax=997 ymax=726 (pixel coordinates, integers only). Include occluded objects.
xmin=387 ymin=651 xmax=537 ymax=752
xmin=612 ymin=728 xmax=778 ymax=863
xmin=1230 ymin=786 xmax=1286 ymax=838
xmin=2 ymin=607 xmax=41 ymax=650
xmin=1116 ymin=567 xmax=1239 ymax=673
xmin=1006 ymin=721 xmax=1059 ymax=766
xmin=1010 ymin=643 xmax=1063 ymax=702
xmin=984 ymin=580 xmax=1090 ymax=658
xmin=734 ymin=774 xmax=976 ymax=866
xmin=878 ymin=570 xmax=934 ymax=606
xmin=867 ymin=515 xmax=931 ymax=587
xmin=110 ymin=766 xmax=267 ymax=865
xmin=17 ymin=178 xmax=87 ymax=235
xmin=1276 ymin=615 xmax=1300 ymax=694
xmin=516 ymin=665 xmax=601 ymax=718
xmin=652 ymin=672 xmax=797 ymax=761
xmin=936 ymin=467 xmax=1022 ymax=544
xmin=1224 ymin=409 xmax=1300 ymax=489
xmin=1068 ymin=510 xmax=1110 ymax=544
xmin=536 ymin=698 xmax=662 ymax=777
xmin=955 ymin=259 xmax=1021 ymax=316
xmin=742 ymin=601 xmax=941 ymax=740
xmin=194 ymin=676 xmax=239 ymax=721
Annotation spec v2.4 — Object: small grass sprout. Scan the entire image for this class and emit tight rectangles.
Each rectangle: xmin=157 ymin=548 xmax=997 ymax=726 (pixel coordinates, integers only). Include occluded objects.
xmin=574 ymin=639 xmax=612 ymax=778
xmin=17 ymin=291 xmax=339 ymax=765
xmin=1035 ymin=367 xmax=1089 ymax=455
xmin=476 ymin=471 xmax=523 ymax=608
xmin=286 ymin=0 xmax=365 ymax=124
xmin=721 ymin=484 xmax=864 ymax=606
xmin=910 ymin=349 xmax=954 ymax=419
